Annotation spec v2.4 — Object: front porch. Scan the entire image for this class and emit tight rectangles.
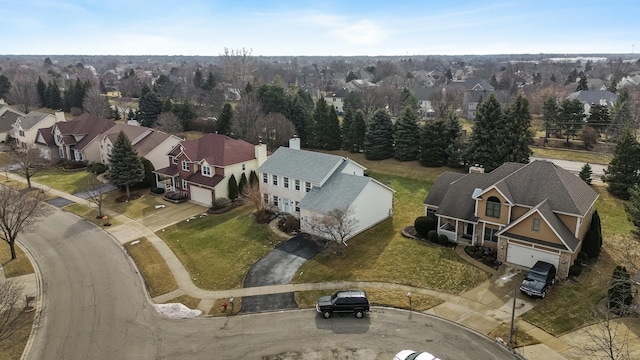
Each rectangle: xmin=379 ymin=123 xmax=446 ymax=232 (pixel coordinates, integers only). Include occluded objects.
xmin=437 ymin=218 xmax=477 ymax=245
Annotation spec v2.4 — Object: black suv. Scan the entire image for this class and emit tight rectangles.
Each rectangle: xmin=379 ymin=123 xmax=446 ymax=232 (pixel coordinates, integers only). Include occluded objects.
xmin=520 ymin=261 xmax=557 ymax=298
xmin=316 ymin=290 xmax=370 ymax=318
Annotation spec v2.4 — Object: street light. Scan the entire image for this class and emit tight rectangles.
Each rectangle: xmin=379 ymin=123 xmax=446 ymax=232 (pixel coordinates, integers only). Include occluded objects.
xmin=407 ymin=292 xmax=412 ymax=312
xmin=500 ymin=271 xmax=519 ymax=346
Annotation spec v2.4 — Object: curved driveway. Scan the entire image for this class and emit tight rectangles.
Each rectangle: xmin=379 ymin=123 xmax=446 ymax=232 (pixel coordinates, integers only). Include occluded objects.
xmin=21 ymin=208 xmax=518 ymax=360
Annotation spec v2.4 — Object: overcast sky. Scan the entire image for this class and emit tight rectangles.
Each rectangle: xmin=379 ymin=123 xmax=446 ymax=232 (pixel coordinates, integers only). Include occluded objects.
xmin=1 ymin=0 xmax=638 ymax=56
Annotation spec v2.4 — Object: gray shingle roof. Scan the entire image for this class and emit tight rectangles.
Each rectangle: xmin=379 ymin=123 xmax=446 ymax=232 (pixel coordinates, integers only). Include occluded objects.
xmin=567 ymin=90 xmax=617 ymax=105
xmin=298 ymin=173 xmax=371 ymax=213
xmin=18 ymin=111 xmax=51 ymax=130
xmin=258 ymin=147 xmax=345 ymax=186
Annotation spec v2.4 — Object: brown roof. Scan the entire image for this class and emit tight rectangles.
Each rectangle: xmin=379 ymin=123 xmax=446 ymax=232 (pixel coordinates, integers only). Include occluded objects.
xmin=171 ymin=133 xmax=256 ymax=166
xmin=154 ymin=164 xmax=180 ymax=177
xmin=186 ymin=173 xmax=224 ymax=189
xmin=0 ymin=108 xmax=22 ymax=133
xmin=36 ymin=126 xmax=55 ymax=146
xmin=56 ymin=114 xmax=116 ymax=150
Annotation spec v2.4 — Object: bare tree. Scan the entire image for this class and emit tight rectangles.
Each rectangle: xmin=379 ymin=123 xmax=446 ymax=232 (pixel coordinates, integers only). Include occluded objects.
xmin=248 ymin=113 xmax=296 ymax=151
xmin=83 ymin=86 xmax=112 ymax=119
xmin=232 ymin=96 xmax=261 ymax=140
xmin=306 ymin=206 xmax=359 ymax=245
xmin=156 ymin=112 xmax=183 ymax=133
xmin=11 ymin=147 xmax=47 ymax=189
xmin=85 ymin=178 xmax=109 ymax=219
xmin=6 ymin=79 xmax=40 ymax=113
xmin=584 ymin=309 xmax=635 ymax=360
xmin=0 ymin=280 xmax=33 ymax=348
xmin=0 ymin=185 xmax=51 ymax=259
xmin=242 ymin=183 xmax=264 ymax=212
xmin=220 ymin=47 xmax=254 ymax=89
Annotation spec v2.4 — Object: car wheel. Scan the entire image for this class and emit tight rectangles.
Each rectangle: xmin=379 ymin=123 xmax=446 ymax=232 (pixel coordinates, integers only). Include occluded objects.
xmin=542 ymin=290 xmax=547 ymax=299
xmin=323 ymin=311 xmax=331 ymax=319
xmin=354 ymin=310 xmax=363 ymax=318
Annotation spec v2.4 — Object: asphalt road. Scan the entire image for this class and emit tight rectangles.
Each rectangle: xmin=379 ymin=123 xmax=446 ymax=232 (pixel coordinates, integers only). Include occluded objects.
xmin=21 ymin=209 xmax=519 ymax=360
xmin=530 ymin=156 xmax=607 ymax=181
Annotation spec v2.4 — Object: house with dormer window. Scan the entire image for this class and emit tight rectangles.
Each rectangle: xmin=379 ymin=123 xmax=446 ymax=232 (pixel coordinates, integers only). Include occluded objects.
xmin=424 ymin=160 xmax=598 ymax=278
xmin=258 ymin=138 xmax=395 ymax=242
xmin=153 ymin=133 xmax=268 ymax=207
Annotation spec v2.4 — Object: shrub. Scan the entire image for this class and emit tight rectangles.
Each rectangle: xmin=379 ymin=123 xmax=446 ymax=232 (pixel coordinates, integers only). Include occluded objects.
xmin=414 ymin=216 xmax=436 ymax=237
xmin=254 ymin=209 xmax=273 ymax=224
xmin=90 ymin=163 xmax=107 ymax=175
xmin=427 ymin=230 xmax=438 ymax=243
xmin=569 ymin=264 xmax=583 ymax=277
xmin=437 ymin=234 xmax=449 ymax=245
xmin=150 ymin=187 xmax=165 ymax=194
xmin=464 ymin=246 xmax=478 ymax=256
xmin=211 ymin=197 xmax=231 ymax=210
xmin=63 ymin=160 xmax=87 ymax=169
xmin=582 ymin=228 xmax=601 ymax=258
xmin=578 ymin=251 xmax=588 ymax=261
xmin=608 ymin=265 xmax=633 ymax=311
xmin=574 ymin=258 xmax=584 ymax=267
xmin=278 ymin=216 xmax=300 ymax=233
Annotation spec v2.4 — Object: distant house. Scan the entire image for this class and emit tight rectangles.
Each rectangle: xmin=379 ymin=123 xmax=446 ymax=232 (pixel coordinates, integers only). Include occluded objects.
xmin=153 ymin=134 xmax=268 ymax=207
xmin=326 ymin=88 xmax=349 ymax=115
xmin=424 ymin=160 xmax=598 ymax=278
xmin=35 ymin=113 xmax=116 ymax=162
xmin=0 ymin=106 xmax=25 ymax=143
xmin=258 ymin=138 xmax=395 ymax=242
xmin=462 ymin=90 xmax=511 ymax=119
xmin=566 ymin=90 xmax=618 ymax=116
xmin=97 ymin=123 xmax=183 ymax=170
xmin=412 ymin=86 xmax=440 ymax=119
xmin=13 ymin=111 xmax=64 ymax=149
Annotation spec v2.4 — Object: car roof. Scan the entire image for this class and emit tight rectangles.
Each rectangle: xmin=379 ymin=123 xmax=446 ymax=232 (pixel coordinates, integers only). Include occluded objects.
xmin=336 ymin=290 xmax=366 ymax=298
xmin=394 ymin=350 xmax=441 ymax=360
xmin=532 ymin=261 xmax=555 ymax=271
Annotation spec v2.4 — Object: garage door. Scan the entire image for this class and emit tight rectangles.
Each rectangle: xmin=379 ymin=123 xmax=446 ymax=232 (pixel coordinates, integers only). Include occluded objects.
xmin=506 ymin=242 xmax=560 ymax=269
xmin=189 ymin=186 xmax=212 ymax=206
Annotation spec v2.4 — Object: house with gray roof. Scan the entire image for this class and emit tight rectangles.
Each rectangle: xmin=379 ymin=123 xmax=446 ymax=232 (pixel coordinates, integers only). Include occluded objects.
xmin=566 ymin=90 xmax=618 ymax=116
xmin=258 ymin=138 xmax=394 ymax=242
xmin=13 ymin=111 xmax=65 ymax=149
xmin=424 ymin=160 xmax=598 ymax=278
xmin=462 ymin=90 xmax=511 ymax=119
xmin=0 ymin=105 xmax=25 ymax=143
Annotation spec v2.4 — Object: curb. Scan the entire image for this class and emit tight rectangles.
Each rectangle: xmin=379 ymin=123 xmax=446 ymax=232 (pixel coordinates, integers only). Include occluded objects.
xmin=16 ymin=240 xmax=44 ymax=360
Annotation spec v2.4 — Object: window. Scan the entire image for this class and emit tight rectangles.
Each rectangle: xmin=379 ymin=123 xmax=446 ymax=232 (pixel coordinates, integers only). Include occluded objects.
xmin=295 ymin=179 xmax=301 ymax=191
xmin=182 ymin=180 xmax=188 ymax=190
xmin=263 ymin=193 xmax=269 ymax=204
xmin=74 ymin=151 xmax=83 ymax=161
xmin=284 ymin=177 xmax=289 ymax=189
xmin=242 ymin=164 xmax=246 ymax=171
xmin=263 ymin=173 xmax=268 ymax=183
xmin=19 ymin=130 xmax=24 ymax=137
xmin=532 ymin=218 xmax=541 ymax=232
xmin=273 ymin=195 xmax=279 ymax=206
xmin=172 ymin=156 xmax=178 ymax=164
xmin=56 ymin=134 xmax=62 ymax=143
xmin=295 ymin=201 xmax=300 ymax=212
xmin=202 ymin=166 xmax=211 ymax=176
xmin=107 ymin=144 xmax=112 ymax=155
xmin=305 ymin=182 xmax=311 ymax=192
xmin=484 ymin=227 xmax=498 ymax=242
xmin=485 ymin=196 xmax=501 ymax=218
xmin=182 ymin=161 xmax=189 ymax=171
xmin=272 ymin=175 xmax=278 ymax=186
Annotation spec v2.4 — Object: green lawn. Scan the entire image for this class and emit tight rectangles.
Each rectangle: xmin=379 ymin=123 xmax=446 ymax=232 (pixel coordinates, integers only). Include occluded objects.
xmin=0 ymin=243 xmax=34 ymax=278
xmin=295 ymin=288 xmax=442 ymax=311
xmin=30 ymin=167 xmax=96 ymax=194
xmin=124 ymin=238 xmax=178 ymax=298
xmin=157 ymin=205 xmax=282 ymax=290
xmin=103 ymin=191 xmax=166 ymax=220
xmin=294 ymin=171 xmax=490 ymax=294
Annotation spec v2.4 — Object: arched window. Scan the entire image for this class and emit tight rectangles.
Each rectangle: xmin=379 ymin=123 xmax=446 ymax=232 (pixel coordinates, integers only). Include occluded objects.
xmin=485 ymin=196 xmax=501 ymax=218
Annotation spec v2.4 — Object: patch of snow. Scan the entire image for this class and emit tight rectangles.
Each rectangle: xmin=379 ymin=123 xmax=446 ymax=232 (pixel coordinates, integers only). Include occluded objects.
xmin=130 ymin=240 xmax=140 ymax=245
xmin=154 ymin=303 xmax=201 ymax=319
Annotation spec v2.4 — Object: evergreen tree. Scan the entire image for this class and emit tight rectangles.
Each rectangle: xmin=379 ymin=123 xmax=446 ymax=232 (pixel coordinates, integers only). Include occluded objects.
xmin=576 ymin=73 xmax=589 ymax=91
xmin=228 ymin=174 xmax=239 ymax=201
xmin=420 ymin=120 xmax=448 ymax=166
xmin=345 ymin=70 xmax=358 ymax=82
xmin=587 ymin=104 xmax=610 ymax=135
xmin=444 ymin=113 xmax=465 ymax=167
xmin=364 ymin=109 xmax=394 ymax=160
xmin=608 ymin=266 xmax=633 ymax=311
xmin=257 ymin=84 xmax=287 ymax=114
xmin=36 ymin=77 xmax=46 ymax=107
xmin=108 ymin=131 xmax=145 ymax=200
xmin=238 ymin=172 xmax=248 ymax=196
xmin=49 ymin=80 xmax=62 ymax=110
xmin=44 ymin=81 xmax=53 ymax=109
xmin=217 ymin=103 xmax=233 ymax=136
xmin=393 ymin=106 xmax=420 ymax=161
xmin=0 ymin=74 xmax=10 ymax=99
xmin=464 ymin=94 xmax=506 ymax=172
xmin=324 ymin=105 xmax=342 ymax=150
xmin=400 ymin=88 xmax=420 ymax=112
xmin=603 ymin=127 xmax=640 ymax=199
xmin=582 ymin=228 xmax=600 ymax=258
xmin=193 ymin=69 xmax=204 ymax=89
xmin=592 ymin=210 xmax=603 ymax=249
xmin=579 ymin=163 xmax=593 ymax=185
xmin=172 ymin=101 xmax=196 ymax=131
xmin=161 ymin=98 xmax=172 ymax=112
xmin=311 ymin=97 xmax=330 ymax=148
xmin=138 ymin=89 xmax=163 ymax=127
xmin=127 ymin=109 xmax=136 ymax=120
xmin=503 ymin=95 xmax=533 ymax=164
xmin=550 ymin=73 xmax=556 ymax=82
xmin=565 ymin=68 xmax=578 ymax=85
xmin=624 ymin=184 xmax=640 ymax=236
xmin=542 ymin=96 xmax=559 ymax=139
xmin=341 ymin=106 xmax=354 ymax=150
xmin=249 ymin=170 xmax=259 ymax=187
xmin=285 ymin=93 xmax=310 ymax=146
xmin=610 ymin=88 xmax=632 ymax=137
xmin=558 ymin=98 xmax=584 ymax=144
xmin=136 ymin=157 xmax=155 ymax=188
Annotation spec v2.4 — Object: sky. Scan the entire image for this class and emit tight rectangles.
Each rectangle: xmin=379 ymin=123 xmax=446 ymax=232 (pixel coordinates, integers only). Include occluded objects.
xmin=0 ymin=0 xmax=638 ymax=56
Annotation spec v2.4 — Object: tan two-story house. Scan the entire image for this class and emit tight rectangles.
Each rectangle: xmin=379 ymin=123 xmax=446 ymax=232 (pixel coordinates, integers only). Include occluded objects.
xmin=424 ymin=160 xmax=598 ymax=278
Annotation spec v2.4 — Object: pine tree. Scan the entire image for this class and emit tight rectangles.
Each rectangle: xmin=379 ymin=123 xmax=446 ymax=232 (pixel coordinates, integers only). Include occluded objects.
xmin=464 ymin=94 xmax=506 ymax=172
xmin=420 ymin=120 xmax=447 ymax=166
xmin=364 ymin=109 xmax=394 ymax=160
xmin=341 ymin=106 xmax=354 ymax=150
xmin=217 ymin=103 xmax=233 ymax=136
xmin=393 ymin=106 xmax=420 ymax=161
xmin=351 ymin=110 xmax=366 ymax=153
xmin=579 ymin=163 xmax=593 ymax=185
xmin=49 ymin=80 xmax=62 ymax=110
xmin=503 ymin=94 xmax=532 ymax=164
xmin=138 ymin=89 xmax=162 ymax=127
xmin=608 ymin=266 xmax=633 ymax=311
xmin=108 ymin=131 xmax=145 ymax=200
xmin=592 ymin=210 xmax=603 ymax=249
xmin=610 ymin=88 xmax=632 ymax=137
xmin=36 ymin=77 xmax=46 ymax=107
xmin=238 ymin=172 xmax=248 ymax=196
xmin=311 ymin=97 xmax=330 ymax=148
xmin=558 ymin=98 xmax=584 ymax=144
xmin=624 ymin=185 xmax=640 ymax=236
xmin=576 ymin=74 xmax=589 ymax=91
xmin=587 ymin=104 xmax=610 ymax=135
xmin=444 ymin=113 xmax=464 ymax=167
xmin=285 ymin=93 xmax=310 ymax=146
xmin=603 ymin=127 xmax=640 ymax=199
xmin=249 ymin=170 xmax=259 ymax=187
xmin=228 ymin=174 xmax=239 ymax=201
xmin=324 ymin=105 xmax=342 ymax=150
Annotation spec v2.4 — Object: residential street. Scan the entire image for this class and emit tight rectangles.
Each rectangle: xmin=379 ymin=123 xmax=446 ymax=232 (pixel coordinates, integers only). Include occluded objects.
xmin=530 ymin=156 xmax=607 ymax=181
xmin=19 ymin=209 xmax=518 ymax=360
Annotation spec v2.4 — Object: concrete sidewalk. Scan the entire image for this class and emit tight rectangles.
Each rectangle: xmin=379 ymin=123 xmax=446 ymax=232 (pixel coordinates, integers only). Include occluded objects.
xmin=6 ymin=173 xmax=619 ymax=360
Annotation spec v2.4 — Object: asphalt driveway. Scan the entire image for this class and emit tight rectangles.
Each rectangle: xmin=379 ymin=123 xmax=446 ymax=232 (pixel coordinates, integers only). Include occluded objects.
xmin=241 ymin=234 xmax=322 ymax=313
xmin=46 ymin=183 xmax=117 ymax=207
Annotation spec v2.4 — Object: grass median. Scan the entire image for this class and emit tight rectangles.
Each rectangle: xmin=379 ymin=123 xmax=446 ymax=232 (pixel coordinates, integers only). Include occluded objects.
xmin=0 ymin=242 xmax=34 ymax=278
xmin=124 ymin=238 xmax=178 ymax=298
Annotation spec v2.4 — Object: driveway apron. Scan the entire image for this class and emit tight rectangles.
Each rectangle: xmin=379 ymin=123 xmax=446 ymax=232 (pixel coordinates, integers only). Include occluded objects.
xmin=46 ymin=183 xmax=117 ymax=207
xmin=241 ymin=234 xmax=321 ymax=313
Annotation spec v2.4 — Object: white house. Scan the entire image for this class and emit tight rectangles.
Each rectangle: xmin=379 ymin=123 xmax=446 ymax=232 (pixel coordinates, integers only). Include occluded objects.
xmin=258 ymin=138 xmax=395 ymax=241
xmin=13 ymin=111 xmax=64 ymax=148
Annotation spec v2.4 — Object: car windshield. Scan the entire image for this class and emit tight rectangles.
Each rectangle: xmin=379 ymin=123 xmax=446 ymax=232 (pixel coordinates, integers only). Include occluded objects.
xmin=526 ymin=271 xmax=546 ymax=282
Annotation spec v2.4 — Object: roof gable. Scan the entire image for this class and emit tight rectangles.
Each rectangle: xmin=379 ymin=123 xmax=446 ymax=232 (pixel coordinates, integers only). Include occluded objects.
xmin=259 ymin=147 xmax=349 ymax=185
xmin=55 ymin=114 xmax=116 ymax=149
xmin=176 ymin=133 xmax=256 ymax=166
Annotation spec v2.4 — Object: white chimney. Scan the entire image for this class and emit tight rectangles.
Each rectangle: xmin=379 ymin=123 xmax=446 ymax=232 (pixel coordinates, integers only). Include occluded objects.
xmin=289 ymin=137 xmax=301 ymax=150
xmin=54 ymin=111 xmax=66 ymax=123
xmin=255 ymin=143 xmax=267 ymax=166
xmin=469 ymin=164 xmax=485 ymax=174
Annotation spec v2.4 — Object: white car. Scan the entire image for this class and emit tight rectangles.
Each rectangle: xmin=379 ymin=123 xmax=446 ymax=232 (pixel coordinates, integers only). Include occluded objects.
xmin=393 ymin=349 xmax=442 ymax=360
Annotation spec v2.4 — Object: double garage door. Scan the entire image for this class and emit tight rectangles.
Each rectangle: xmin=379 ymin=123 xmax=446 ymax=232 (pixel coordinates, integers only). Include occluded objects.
xmin=506 ymin=242 xmax=560 ymax=269
xmin=189 ymin=186 xmax=212 ymax=206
